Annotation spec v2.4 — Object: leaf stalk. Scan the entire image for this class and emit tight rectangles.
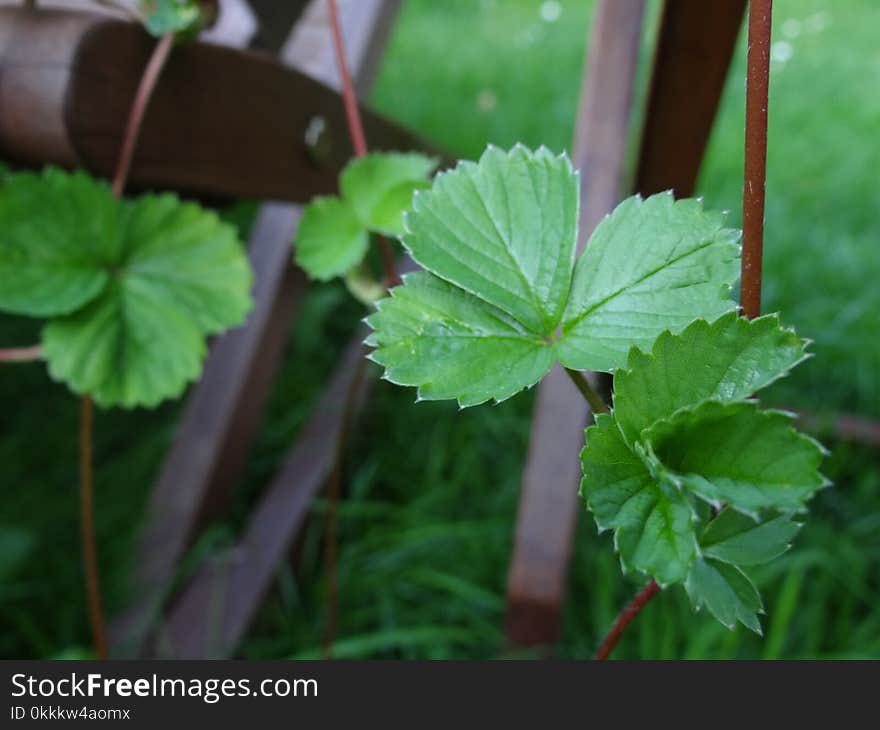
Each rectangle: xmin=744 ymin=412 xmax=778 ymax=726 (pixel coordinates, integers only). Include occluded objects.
xmin=564 ymin=367 xmax=609 ymax=414
xmin=326 ymin=0 xmax=401 ymax=287
xmin=0 ymin=344 xmax=42 ymax=362
xmin=594 ymin=579 xmax=659 ymax=660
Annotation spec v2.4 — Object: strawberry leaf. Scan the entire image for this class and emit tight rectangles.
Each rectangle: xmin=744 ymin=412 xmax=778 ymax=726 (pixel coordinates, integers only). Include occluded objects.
xmin=294 ymin=152 xmax=436 ymax=281
xmin=699 ymin=508 xmax=801 ymax=566
xmin=579 ymin=313 xmax=826 ymax=620
xmin=295 ymin=198 xmax=367 ymax=282
xmin=341 ymin=153 xmax=437 ymax=236
xmin=403 ymin=145 xmax=578 ymax=334
xmin=614 ymin=313 xmax=809 ymax=443
xmin=644 ymin=401 xmax=828 ymax=515
xmin=580 ymin=414 xmax=696 ymax=585
xmin=686 ymin=558 xmax=763 ymax=634
xmin=0 ymin=169 xmax=120 ymax=317
xmin=366 ymin=271 xmax=553 ymax=406
xmin=557 ymin=194 xmax=740 ymax=372
xmin=368 ymin=146 xmax=741 ymax=406
xmin=0 ymin=168 xmax=253 ymax=408
xmin=141 ymin=0 xmax=203 ymax=37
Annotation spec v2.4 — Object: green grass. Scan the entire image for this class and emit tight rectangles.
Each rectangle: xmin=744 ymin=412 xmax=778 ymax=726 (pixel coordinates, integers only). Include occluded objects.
xmin=1 ymin=0 xmax=878 ymax=659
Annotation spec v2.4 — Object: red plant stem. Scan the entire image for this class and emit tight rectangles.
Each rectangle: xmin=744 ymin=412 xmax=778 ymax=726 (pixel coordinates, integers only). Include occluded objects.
xmin=0 ymin=345 xmax=42 ymax=362
xmin=79 ymin=396 xmax=107 ymax=660
xmin=321 ymin=351 xmax=369 ymax=659
xmin=325 ymin=0 xmax=400 ymax=287
xmin=111 ymin=31 xmax=174 ymax=197
xmin=741 ymin=0 xmax=773 ymax=320
xmin=76 ymin=28 xmax=175 ymax=661
xmin=594 ymin=580 xmax=659 ymax=660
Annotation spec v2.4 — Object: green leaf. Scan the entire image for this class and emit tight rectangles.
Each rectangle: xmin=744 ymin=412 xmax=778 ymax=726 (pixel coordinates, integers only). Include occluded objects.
xmin=558 ymin=193 xmax=740 ymax=372
xmin=700 ymin=508 xmax=801 ymax=566
xmin=45 ymin=192 xmax=251 ymax=408
xmin=120 ymin=193 xmax=253 ymax=335
xmin=341 ymin=153 xmax=437 ymax=235
xmin=42 ymin=279 xmax=205 ymax=409
xmin=0 ymin=169 xmax=119 ymax=317
xmin=295 ymin=152 xmax=436 ymax=281
xmin=580 ymin=414 xmax=696 ymax=584
xmin=686 ymin=558 xmax=763 ymax=633
xmin=369 ymin=147 xmax=742 ymax=406
xmin=294 ymin=198 xmax=368 ymax=282
xmin=645 ymin=400 xmax=828 ymax=515
xmin=403 ymin=145 xmax=578 ymax=334
xmin=366 ymin=271 xmax=553 ymax=406
xmin=613 ymin=312 xmax=809 ymax=443
xmin=141 ymin=0 xmax=203 ymax=36
xmin=0 ymin=168 xmax=252 ymax=408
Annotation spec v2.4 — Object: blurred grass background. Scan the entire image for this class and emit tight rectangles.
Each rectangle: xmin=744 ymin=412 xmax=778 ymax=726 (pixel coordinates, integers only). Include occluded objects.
xmin=1 ymin=0 xmax=878 ymax=659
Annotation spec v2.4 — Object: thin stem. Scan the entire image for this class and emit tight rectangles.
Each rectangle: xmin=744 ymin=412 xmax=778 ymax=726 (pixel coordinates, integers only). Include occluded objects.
xmin=741 ymin=0 xmax=772 ymax=320
xmin=319 ymin=0 xmax=403 ymax=658
xmin=594 ymin=580 xmax=659 ymax=660
xmin=79 ymin=396 xmax=107 ymax=659
xmin=564 ymin=367 xmax=609 ymax=414
xmin=76 ymin=27 xmax=174 ymax=661
xmin=0 ymin=344 xmax=42 ymax=362
xmin=111 ymin=31 xmax=174 ymax=197
xmin=325 ymin=0 xmax=400 ymax=287
xmin=322 ymin=351 xmax=369 ymax=658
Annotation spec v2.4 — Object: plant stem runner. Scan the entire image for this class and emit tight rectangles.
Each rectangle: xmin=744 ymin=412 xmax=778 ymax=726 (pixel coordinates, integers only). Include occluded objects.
xmin=320 ymin=0 xmax=406 ymax=658
xmin=593 ymin=580 xmax=659 ymax=660
xmin=0 ymin=345 xmax=42 ymax=362
xmin=78 ymin=30 xmax=175 ymax=660
xmin=79 ymin=396 xmax=107 ymax=659
xmin=326 ymin=0 xmax=400 ymax=287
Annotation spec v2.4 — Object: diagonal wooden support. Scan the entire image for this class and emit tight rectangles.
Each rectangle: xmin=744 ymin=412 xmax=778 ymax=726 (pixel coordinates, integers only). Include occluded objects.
xmin=504 ymin=0 xmax=646 ymax=651
xmin=156 ymin=335 xmax=372 ymax=658
xmin=504 ymin=0 xmax=748 ymax=652
xmin=636 ymin=0 xmax=747 ymax=197
xmin=109 ymin=0 xmax=407 ymax=656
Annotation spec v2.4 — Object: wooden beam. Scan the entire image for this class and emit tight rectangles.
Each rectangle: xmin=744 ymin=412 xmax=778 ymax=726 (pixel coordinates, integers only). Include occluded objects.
xmin=0 ymin=5 xmax=435 ymax=203
xmin=505 ymin=0 xmax=646 ymax=651
xmin=635 ymin=0 xmax=747 ymax=197
xmin=156 ymin=336 xmax=372 ymax=658
xmin=109 ymin=0 xmax=407 ymax=656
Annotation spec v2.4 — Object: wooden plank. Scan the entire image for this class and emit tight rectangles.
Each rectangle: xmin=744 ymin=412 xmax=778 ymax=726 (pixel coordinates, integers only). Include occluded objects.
xmin=0 ymin=6 xmax=436 ymax=202
xmin=156 ymin=336 xmax=372 ymax=658
xmin=635 ymin=0 xmax=747 ymax=197
xmin=505 ymin=0 xmax=646 ymax=651
xmin=109 ymin=0 xmax=406 ymax=656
